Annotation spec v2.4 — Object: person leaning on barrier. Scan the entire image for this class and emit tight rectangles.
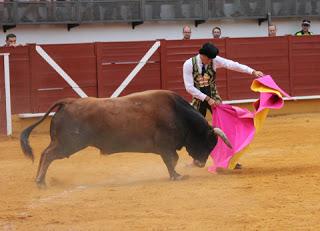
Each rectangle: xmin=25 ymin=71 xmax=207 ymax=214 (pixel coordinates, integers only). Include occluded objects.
xmin=182 ymin=25 xmax=192 ymax=40
xmin=4 ymin=33 xmax=17 ymax=47
xmin=295 ymin=19 xmax=313 ymax=36
xmin=183 ymin=42 xmax=264 ymax=169
xmin=268 ymin=24 xmax=277 ymax=37
xmin=212 ymin=27 xmax=222 ymax=39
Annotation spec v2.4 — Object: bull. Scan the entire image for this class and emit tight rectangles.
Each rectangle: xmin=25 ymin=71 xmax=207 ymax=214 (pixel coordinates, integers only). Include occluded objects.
xmin=20 ymin=90 xmax=231 ymax=187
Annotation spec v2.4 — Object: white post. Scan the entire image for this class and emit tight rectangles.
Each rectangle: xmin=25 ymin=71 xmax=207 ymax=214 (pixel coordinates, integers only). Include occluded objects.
xmin=111 ymin=41 xmax=161 ymax=98
xmin=1 ymin=53 xmax=12 ymax=136
xmin=35 ymin=45 xmax=88 ymax=98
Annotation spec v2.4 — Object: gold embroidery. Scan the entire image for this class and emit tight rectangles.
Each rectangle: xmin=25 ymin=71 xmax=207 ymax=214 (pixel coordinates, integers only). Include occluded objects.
xmin=190 ymin=56 xmax=222 ymax=111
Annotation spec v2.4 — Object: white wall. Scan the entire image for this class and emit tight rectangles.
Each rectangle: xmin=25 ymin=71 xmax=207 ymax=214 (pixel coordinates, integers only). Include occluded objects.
xmin=1 ymin=18 xmax=319 ymax=45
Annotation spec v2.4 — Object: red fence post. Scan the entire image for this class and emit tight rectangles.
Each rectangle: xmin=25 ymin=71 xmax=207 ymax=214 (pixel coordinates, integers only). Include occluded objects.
xmin=28 ymin=44 xmax=38 ymax=113
xmin=0 ymin=56 xmax=6 ymax=135
xmin=95 ymin=42 xmax=105 ymax=98
xmin=287 ymin=35 xmax=294 ymax=96
xmin=159 ymin=39 xmax=168 ymax=90
xmin=225 ymin=37 xmax=231 ymax=100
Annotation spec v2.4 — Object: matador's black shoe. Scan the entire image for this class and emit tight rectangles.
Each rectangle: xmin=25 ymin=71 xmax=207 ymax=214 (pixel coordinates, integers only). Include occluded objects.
xmin=234 ymin=163 xmax=242 ymax=169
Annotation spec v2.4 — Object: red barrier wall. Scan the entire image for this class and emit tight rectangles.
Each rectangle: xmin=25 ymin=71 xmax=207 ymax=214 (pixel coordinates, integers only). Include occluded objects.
xmin=225 ymin=36 xmax=291 ymax=99
xmin=30 ymin=43 xmax=97 ymax=112
xmin=96 ymin=41 xmax=161 ymax=97
xmin=0 ymin=46 xmax=31 ymax=114
xmin=289 ymin=35 xmax=320 ymax=96
xmin=0 ymin=35 xmax=319 ymax=129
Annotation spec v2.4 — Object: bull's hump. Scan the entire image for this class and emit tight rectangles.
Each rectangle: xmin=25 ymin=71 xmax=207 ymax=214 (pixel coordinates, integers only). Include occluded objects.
xmin=65 ymin=90 xmax=177 ymax=113
xmin=119 ymin=90 xmax=174 ymax=100
xmin=72 ymin=90 xmax=175 ymax=103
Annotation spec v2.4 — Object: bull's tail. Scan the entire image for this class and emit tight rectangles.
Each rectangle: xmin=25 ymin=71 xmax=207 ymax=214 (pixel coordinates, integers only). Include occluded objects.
xmin=20 ymin=101 xmax=66 ymax=162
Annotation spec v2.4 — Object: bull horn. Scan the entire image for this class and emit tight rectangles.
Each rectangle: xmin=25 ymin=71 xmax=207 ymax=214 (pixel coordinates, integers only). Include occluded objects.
xmin=213 ymin=128 xmax=232 ymax=149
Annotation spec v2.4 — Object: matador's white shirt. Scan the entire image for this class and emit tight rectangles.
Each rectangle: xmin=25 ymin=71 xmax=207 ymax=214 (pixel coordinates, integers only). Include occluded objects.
xmin=183 ymin=54 xmax=254 ymax=101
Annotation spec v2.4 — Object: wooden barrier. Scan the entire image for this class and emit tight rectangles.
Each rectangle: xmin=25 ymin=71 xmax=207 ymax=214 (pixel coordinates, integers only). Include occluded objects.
xmin=96 ymin=41 xmax=161 ymax=98
xmin=0 ymin=36 xmax=320 ymax=135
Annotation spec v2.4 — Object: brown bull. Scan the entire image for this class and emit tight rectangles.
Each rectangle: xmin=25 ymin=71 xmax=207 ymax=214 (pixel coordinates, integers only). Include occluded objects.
xmin=20 ymin=90 xmax=231 ymax=187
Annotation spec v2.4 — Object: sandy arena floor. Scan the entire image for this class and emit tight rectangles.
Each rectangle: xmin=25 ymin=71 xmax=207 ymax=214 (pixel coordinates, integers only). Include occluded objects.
xmin=0 ymin=113 xmax=319 ymax=231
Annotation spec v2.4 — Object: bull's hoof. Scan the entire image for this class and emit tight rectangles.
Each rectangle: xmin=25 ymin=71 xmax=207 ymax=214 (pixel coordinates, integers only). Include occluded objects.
xmin=36 ymin=180 xmax=47 ymax=189
xmin=184 ymin=162 xmax=197 ymax=168
xmin=170 ymin=174 xmax=189 ymax=181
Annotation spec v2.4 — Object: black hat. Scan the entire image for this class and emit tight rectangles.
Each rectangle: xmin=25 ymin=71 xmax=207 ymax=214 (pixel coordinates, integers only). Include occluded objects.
xmin=302 ymin=19 xmax=311 ymax=26
xmin=199 ymin=43 xmax=219 ymax=59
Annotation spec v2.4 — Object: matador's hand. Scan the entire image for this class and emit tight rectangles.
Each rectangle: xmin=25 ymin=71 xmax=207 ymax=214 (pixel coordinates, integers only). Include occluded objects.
xmin=252 ymin=70 xmax=264 ymax=78
xmin=207 ymin=98 xmax=219 ymax=107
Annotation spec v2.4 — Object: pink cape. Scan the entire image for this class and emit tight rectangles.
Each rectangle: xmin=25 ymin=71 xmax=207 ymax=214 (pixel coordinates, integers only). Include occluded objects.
xmin=209 ymin=75 xmax=291 ymax=171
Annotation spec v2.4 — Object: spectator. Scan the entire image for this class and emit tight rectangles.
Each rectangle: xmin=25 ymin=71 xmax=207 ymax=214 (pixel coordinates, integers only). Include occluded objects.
xmin=295 ymin=19 xmax=313 ymax=36
xmin=4 ymin=33 xmax=17 ymax=47
xmin=182 ymin=25 xmax=192 ymax=40
xmin=212 ymin=27 xmax=222 ymax=39
xmin=268 ymin=24 xmax=277 ymax=37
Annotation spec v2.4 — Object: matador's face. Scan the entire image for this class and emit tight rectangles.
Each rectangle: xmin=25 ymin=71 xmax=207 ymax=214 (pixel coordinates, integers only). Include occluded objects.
xmin=200 ymin=54 xmax=212 ymax=65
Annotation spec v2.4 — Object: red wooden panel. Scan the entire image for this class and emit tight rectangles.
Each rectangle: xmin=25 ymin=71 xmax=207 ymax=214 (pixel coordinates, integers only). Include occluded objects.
xmin=36 ymin=86 xmax=97 ymax=112
xmin=163 ymin=39 xmax=227 ymax=102
xmin=290 ymin=35 xmax=320 ymax=96
xmin=31 ymin=43 xmax=97 ymax=88
xmin=96 ymin=41 xmax=161 ymax=97
xmin=0 ymin=46 xmax=31 ymax=114
xmin=30 ymin=43 xmax=97 ymax=113
xmin=226 ymin=36 xmax=290 ymax=100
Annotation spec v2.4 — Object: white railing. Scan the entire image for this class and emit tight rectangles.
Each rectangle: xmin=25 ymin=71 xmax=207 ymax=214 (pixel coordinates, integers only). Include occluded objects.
xmin=0 ymin=53 xmax=12 ymax=136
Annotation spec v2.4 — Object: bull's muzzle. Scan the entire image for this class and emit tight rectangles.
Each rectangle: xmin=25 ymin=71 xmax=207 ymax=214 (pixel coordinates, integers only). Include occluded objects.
xmin=193 ymin=160 xmax=206 ymax=168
